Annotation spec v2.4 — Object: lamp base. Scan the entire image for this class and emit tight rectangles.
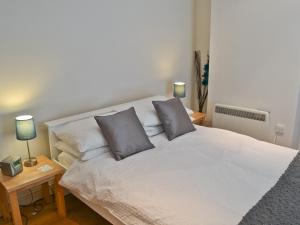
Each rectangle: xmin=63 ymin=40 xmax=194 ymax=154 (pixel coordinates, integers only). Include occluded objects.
xmin=24 ymin=157 xmax=38 ymax=167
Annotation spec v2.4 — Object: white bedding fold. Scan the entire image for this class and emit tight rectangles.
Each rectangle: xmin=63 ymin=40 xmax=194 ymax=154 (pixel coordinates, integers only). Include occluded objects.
xmin=60 ymin=126 xmax=297 ymax=225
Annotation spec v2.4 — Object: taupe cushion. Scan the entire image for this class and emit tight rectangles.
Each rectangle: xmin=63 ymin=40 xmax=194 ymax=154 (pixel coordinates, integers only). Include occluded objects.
xmin=152 ymin=98 xmax=195 ymax=140
xmin=94 ymin=107 xmax=154 ymax=160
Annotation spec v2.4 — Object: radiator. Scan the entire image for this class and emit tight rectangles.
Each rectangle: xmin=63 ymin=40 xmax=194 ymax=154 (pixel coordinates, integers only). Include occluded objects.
xmin=213 ymin=104 xmax=270 ymax=141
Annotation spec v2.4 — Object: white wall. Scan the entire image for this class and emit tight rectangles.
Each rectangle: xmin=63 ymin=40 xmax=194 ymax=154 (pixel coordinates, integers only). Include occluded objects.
xmin=192 ymin=0 xmax=211 ymax=110
xmin=208 ymin=0 xmax=300 ymax=148
xmin=194 ymin=0 xmax=211 ymax=58
xmin=0 ymin=0 xmax=194 ymax=159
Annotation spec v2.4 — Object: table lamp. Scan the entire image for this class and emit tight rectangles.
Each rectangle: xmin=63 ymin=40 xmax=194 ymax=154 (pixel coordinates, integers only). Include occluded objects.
xmin=15 ymin=115 xmax=37 ymax=167
xmin=173 ymin=82 xmax=186 ymax=98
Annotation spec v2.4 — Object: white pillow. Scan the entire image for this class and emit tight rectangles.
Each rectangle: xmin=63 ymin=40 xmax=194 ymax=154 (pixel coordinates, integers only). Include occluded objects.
xmin=185 ymin=107 xmax=194 ymax=116
xmin=55 ymin=141 xmax=109 ymax=161
xmin=110 ymin=96 xmax=194 ymax=127
xmin=53 ymin=117 xmax=107 ymax=152
xmin=58 ymin=152 xmax=78 ymax=168
xmin=144 ymin=125 xmax=164 ymax=137
xmin=111 ymin=95 xmax=167 ymax=127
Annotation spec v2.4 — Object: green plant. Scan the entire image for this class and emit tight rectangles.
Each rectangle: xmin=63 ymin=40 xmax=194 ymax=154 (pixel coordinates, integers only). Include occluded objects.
xmin=194 ymin=51 xmax=209 ymax=112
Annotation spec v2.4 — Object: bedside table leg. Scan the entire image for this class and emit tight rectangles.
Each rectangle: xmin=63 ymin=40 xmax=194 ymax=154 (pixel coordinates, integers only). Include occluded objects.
xmin=41 ymin=182 xmax=50 ymax=205
xmin=0 ymin=185 xmax=10 ymax=222
xmin=54 ymin=174 xmax=66 ymax=218
xmin=8 ymin=191 xmax=22 ymax=225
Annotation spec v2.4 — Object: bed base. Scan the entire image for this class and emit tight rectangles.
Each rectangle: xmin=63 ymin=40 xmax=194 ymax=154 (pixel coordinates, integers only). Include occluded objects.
xmin=71 ymin=190 xmax=125 ymax=225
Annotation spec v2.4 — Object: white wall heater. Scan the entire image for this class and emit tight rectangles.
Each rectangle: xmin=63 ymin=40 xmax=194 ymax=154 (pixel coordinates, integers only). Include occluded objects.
xmin=213 ymin=104 xmax=270 ymax=141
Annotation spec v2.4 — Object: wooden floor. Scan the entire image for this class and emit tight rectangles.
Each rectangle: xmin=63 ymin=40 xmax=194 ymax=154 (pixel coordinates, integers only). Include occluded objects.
xmin=0 ymin=194 xmax=112 ymax=225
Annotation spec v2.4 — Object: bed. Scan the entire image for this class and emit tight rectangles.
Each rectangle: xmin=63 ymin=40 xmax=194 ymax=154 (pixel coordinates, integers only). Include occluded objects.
xmin=45 ymin=96 xmax=299 ymax=225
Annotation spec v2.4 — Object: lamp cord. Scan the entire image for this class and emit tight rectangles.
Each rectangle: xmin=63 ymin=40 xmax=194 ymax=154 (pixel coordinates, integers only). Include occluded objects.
xmin=19 ymin=188 xmax=46 ymax=225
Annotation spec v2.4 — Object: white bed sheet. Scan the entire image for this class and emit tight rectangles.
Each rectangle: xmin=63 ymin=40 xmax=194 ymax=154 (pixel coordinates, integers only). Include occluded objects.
xmin=60 ymin=126 xmax=298 ymax=225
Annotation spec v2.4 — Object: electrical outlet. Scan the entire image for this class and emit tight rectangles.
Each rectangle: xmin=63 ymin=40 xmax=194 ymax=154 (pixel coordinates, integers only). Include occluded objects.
xmin=275 ymin=124 xmax=285 ymax=136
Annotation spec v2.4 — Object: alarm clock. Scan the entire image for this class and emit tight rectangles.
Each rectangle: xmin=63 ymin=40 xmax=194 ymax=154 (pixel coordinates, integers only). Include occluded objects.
xmin=0 ymin=156 xmax=23 ymax=177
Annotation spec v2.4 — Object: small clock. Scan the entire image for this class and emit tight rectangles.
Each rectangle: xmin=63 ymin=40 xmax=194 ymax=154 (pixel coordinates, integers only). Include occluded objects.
xmin=0 ymin=156 xmax=23 ymax=177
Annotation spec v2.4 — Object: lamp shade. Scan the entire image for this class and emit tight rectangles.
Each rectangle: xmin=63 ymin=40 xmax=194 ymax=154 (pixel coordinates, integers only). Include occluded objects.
xmin=173 ymin=82 xmax=186 ymax=98
xmin=15 ymin=115 xmax=37 ymax=141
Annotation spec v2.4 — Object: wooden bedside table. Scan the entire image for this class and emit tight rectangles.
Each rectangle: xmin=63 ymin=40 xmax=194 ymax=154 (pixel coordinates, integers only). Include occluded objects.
xmin=191 ymin=112 xmax=206 ymax=125
xmin=0 ymin=155 xmax=66 ymax=225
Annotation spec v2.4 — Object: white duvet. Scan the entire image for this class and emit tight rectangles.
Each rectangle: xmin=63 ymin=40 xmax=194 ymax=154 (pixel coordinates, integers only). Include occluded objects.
xmin=60 ymin=126 xmax=298 ymax=225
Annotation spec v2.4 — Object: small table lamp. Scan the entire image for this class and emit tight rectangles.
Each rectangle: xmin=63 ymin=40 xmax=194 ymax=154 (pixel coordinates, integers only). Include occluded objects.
xmin=15 ymin=115 xmax=37 ymax=167
xmin=173 ymin=82 xmax=186 ymax=98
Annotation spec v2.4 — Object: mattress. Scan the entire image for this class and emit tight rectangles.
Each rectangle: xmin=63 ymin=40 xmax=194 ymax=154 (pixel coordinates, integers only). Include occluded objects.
xmin=60 ymin=126 xmax=298 ymax=225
